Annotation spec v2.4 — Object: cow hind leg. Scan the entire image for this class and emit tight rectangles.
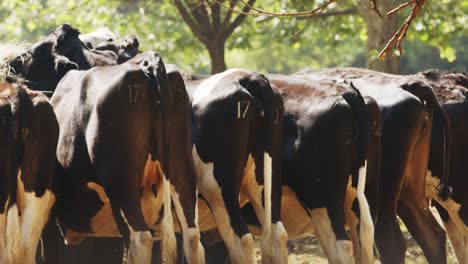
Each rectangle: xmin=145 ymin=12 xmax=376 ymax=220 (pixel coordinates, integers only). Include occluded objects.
xmin=398 ymin=197 xmax=447 ymax=264
xmin=19 ymin=190 xmax=55 ymax=263
xmin=171 ymin=185 xmax=205 ymax=264
xmin=106 ymin=186 xmax=153 ymax=264
xmin=310 ymin=208 xmax=353 ymax=264
xmin=242 ymin=154 xmax=287 ymax=264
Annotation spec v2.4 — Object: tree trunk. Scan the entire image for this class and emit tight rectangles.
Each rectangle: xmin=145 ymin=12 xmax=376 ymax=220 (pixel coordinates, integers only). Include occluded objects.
xmin=359 ymin=0 xmax=404 ymax=74
xmin=206 ymin=40 xmax=227 ymax=74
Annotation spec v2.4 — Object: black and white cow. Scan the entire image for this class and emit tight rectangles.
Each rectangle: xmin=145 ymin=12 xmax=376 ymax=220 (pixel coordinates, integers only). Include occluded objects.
xmin=267 ymin=75 xmax=380 ymax=264
xmin=296 ymin=68 xmax=452 ymax=264
xmin=47 ymin=51 xmax=204 ymax=264
xmin=0 ymin=76 xmax=59 ymax=263
xmin=180 ymin=68 xmax=288 ymax=264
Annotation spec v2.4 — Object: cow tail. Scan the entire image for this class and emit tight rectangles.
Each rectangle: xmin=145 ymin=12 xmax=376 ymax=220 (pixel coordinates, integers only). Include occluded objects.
xmin=342 ymin=82 xmax=376 ymax=264
xmin=342 ymin=82 xmax=367 ymax=165
xmin=154 ymin=58 xmax=177 ymax=264
xmin=242 ymin=74 xmax=278 ymax=262
xmin=5 ymin=79 xmax=32 ymax=262
xmin=402 ymin=83 xmax=452 ymax=201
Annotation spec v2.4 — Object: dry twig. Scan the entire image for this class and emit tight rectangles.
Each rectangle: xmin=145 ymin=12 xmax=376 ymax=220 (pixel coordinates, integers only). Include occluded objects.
xmin=370 ymin=0 xmax=382 ymax=17
xmin=214 ymin=0 xmax=339 ymax=17
xmin=377 ymin=0 xmax=426 ymax=60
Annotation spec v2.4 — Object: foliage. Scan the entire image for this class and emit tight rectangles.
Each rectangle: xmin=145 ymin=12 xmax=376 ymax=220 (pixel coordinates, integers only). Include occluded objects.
xmin=0 ymin=0 xmax=466 ymax=74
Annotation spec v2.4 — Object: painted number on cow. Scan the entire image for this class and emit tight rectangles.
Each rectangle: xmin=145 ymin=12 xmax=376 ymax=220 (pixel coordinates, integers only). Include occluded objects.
xmin=237 ymin=100 xmax=250 ymax=119
xmin=128 ymin=84 xmax=141 ymax=103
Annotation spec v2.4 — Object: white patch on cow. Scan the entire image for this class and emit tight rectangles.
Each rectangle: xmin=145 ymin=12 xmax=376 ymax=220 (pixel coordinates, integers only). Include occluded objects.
xmin=1 ymin=169 xmax=56 ymax=263
xmin=19 ymin=190 xmax=55 ymax=263
xmin=4 ymin=204 xmax=22 ymax=263
xmin=170 ymin=185 xmax=205 ymax=264
xmin=426 ymin=170 xmax=468 ymax=264
xmin=356 ymin=160 xmax=375 ymax=264
xmin=344 ymin=176 xmax=360 ymax=263
xmin=192 ymin=145 xmax=253 ymax=264
xmin=120 ymin=210 xmax=153 ymax=264
xmin=309 ymin=208 xmax=354 ymax=264
xmin=444 ymin=216 xmax=468 ymax=264
xmin=241 ymin=153 xmax=287 ymax=263
xmin=425 ymin=171 xmax=466 ymax=234
xmin=161 ymin=175 xmax=177 ymax=264
xmin=192 ymin=68 xmax=240 ymax=105
xmin=337 ymin=240 xmax=355 ymax=264
xmin=0 ymin=211 xmax=6 ymax=261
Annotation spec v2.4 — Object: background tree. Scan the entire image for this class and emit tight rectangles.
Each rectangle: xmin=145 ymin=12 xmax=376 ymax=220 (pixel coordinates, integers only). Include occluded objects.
xmin=0 ymin=0 xmax=466 ymax=74
xmin=174 ymin=0 xmax=255 ymax=73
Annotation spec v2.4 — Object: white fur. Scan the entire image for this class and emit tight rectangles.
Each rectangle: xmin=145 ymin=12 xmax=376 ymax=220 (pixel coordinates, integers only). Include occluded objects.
xmin=162 ymin=176 xmax=177 ymax=264
xmin=426 ymin=170 xmax=468 ymax=264
xmin=356 ymin=160 xmax=375 ymax=264
xmin=193 ymin=145 xmax=254 ymax=264
xmin=192 ymin=68 xmax=239 ymax=104
xmin=444 ymin=216 xmax=468 ymax=264
xmin=120 ymin=209 xmax=153 ymax=264
xmin=309 ymin=208 xmax=354 ymax=264
xmin=5 ymin=204 xmax=22 ymax=263
xmin=19 ymin=190 xmax=55 ymax=263
xmin=426 ymin=171 xmax=466 ymax=233
xmin=171 ymin=186 xmax=205 ymax=264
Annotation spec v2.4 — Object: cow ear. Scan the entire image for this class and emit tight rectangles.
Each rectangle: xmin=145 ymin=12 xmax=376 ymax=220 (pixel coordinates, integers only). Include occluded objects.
xmin=54 ymin=24 xmax=80 ymax=53
xmin=54 ymin=55 xmax=78 ymax=76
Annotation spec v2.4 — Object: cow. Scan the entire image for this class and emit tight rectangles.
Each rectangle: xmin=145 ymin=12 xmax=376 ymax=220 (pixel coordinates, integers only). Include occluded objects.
xmin=295 ymin=67 xmax=452 ymax=264
xmin=202 ymin=74 xmax=381 ymax=264
xmin=79 ymin=27 xmax=116 ymax=49
xmin=47 ymin=51 xmax=204 ymax=264
xmin=421 ymin=70 xmax=468 ymax=264
xmin=7 ymin=24 xmax=121 ymax=93
xmin=0 ymin=76 xmax=59 ymax=263
xmin=267 ymin=75 xmax=381 ymax=264
xmin=179 ymin=68 xmax=288 ymax=264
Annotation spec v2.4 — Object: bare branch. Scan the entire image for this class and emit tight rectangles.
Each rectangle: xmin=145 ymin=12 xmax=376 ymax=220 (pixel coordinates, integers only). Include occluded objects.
xmin=174 ymin=0 xmax=210 ymax=44
xmin=377 ymin=0 xmax=426 ymax=60
xmin=215 ymin=0 xmax=339 ymax=17
xmin=387 ymin=0 xmax=416 ymax=16
xmin=369 ymin=0 xmax=382 ymax=17
xmin=223 ymin=0 xmax=256 ymax=40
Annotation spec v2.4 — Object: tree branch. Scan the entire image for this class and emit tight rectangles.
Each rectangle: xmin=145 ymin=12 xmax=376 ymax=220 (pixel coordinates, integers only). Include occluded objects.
xmin=223 ymin=0 xmax=256 ymax=40
xmin=296 ymin=8 xmax=358 ymax=20
xmin=211 ymin=1 xmax=221 ymax=31
xmin=174 ymin=0 xmax=210 ymax=44
xmin=216 ymin=0 xmax=340 ymax=17
xmin=377 ymin=0 xmax=426 ymax=60
xmin=220 ymin=0 xmax=237 ymax=30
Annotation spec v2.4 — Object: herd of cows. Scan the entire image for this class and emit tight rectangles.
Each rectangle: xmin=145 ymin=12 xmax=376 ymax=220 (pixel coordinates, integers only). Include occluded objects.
xmin=0 ymin=23 xmax=467 ymax=264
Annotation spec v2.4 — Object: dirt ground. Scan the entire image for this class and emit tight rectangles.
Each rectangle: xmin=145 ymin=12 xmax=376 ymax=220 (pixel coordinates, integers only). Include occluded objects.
xmin=254 ymin=208 xmax=458 ymax=264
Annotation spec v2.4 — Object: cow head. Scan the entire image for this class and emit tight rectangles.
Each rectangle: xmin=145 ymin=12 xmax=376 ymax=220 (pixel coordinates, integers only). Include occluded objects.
xmin=7 ymin=24 xmax=86 ymax=92
xmin=95 ymin=34 xmax=140 ymax=63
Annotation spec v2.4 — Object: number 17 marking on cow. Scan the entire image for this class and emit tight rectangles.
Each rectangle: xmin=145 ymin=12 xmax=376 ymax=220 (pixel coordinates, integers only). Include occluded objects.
xmin=237 ymin=100 xmax=250 ymax=119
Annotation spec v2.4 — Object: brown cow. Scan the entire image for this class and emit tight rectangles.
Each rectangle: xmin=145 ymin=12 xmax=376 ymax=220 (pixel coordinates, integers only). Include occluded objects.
xmin=295 ymin=67 xmax=452 ymax=264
